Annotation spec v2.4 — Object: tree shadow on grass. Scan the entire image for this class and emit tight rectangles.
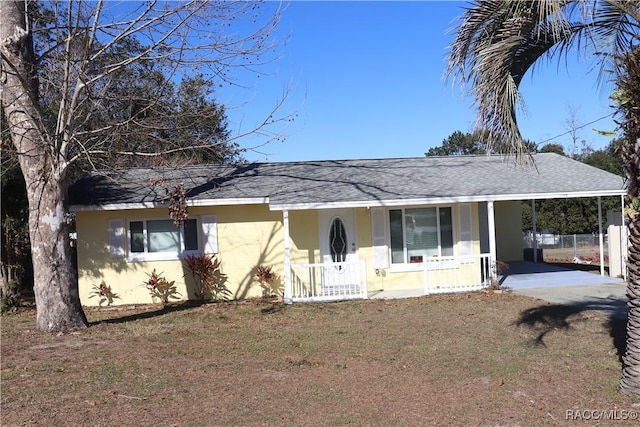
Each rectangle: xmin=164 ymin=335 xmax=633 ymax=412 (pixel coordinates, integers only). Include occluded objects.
xmin=89 ymin=300 xmax=205 ymax=326
xmin=514 ymin=299 xmax=627 ymax=363
xmin=260 ymin=302 xmax=286 ymax=315
xmin=608 ymin=316 xmax=628 ymax=364
xmin=89 ymin=299 xmax=287 ymax=326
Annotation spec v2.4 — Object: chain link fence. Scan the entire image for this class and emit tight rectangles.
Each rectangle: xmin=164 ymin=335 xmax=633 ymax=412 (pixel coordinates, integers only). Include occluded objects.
xmin=523 ymin=233 xmax=606 ymax=263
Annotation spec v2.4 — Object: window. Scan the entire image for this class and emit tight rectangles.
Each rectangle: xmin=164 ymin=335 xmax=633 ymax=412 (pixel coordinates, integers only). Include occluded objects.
xmin=329 ymin=218 xmax=348 ymax=262
xmin=389 ymin=207 xmax=454 ymax=264
xmin=128 ymin=218 xmax=199 ymax=260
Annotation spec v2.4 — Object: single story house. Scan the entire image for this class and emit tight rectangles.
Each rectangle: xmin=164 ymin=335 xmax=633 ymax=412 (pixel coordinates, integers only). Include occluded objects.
xmin=68 ymin=153 xmax=626 ymax=305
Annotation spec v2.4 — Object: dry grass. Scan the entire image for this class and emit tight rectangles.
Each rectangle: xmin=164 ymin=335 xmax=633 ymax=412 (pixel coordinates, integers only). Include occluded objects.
xmin=2 ymin=293 xmax=639 ymax=426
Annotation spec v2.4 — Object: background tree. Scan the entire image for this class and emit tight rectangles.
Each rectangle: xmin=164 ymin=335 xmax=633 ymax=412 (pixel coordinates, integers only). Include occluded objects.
xmin=0 ymin=142 xmax=31 ymax=308
xmin=446 ymin=0 xmax=639 ymax=395
xmin=538 ymin=142 xmax=566 ymax=155
xmin=426 ymin=130 xmax=538 ymax=157
xmin=582 ymin=138 xmax=624 ymax=175
xmin=425 ymin=130 xmax=487 ymax=156
xmin=521 ymin=140 xmax=622 ymax=233
xmin=564 ymin=105 xmax=591 ymax=160
xmin=1 ymin=1 xmax=290 ymax=332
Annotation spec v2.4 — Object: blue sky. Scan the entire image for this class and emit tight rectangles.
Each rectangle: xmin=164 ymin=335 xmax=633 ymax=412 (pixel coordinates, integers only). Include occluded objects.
xmin=220 ymin=1 xmax=618 ymax=163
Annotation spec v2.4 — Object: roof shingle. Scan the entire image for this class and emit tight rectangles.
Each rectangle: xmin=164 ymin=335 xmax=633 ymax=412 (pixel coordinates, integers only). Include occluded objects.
xmin=68 ymin=154 xmax=625 ymax=210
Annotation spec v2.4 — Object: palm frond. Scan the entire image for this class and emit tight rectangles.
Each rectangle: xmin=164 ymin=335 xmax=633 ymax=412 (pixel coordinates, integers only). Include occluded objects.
xmin=588 ymin=0 xmax=640 ymax=84
xmin=446 ymin=0 xmax=636 ymax=161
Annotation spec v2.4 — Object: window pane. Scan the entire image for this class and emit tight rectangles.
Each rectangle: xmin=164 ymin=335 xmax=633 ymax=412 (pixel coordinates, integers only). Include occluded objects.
xmin=130 ymin=221 xmax=144 ymax=253
xmin=183 ymin=218 xmax=199 ymax=251
xmin=389 ymin=210 xmax=404 ymax=263
xmin=439 ymin=207 xmax=454 ymax=256
xmin=147 ymin=220 xmax=180 ymax=252
xmin=329 ymin=218 xmax=347 ymax=262
xmin=407 ymin=207 xmax=438 ymax=261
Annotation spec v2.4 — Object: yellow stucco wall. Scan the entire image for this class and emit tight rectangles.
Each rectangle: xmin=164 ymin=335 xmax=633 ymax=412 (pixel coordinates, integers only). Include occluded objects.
xmin=77 ymin=204 xmax=287 ymax=306
xmin=357 ymin=204 xmax=481 ymax=292
xmin=77 ymin=209 xmax=156 ymax=306
xmin=495 ymin=201 xmax=523 ymax=262
xmin=76 ymin=202 xmax=483 ymax=306
xmin=288 ymin=210 xmax=319 ymax=264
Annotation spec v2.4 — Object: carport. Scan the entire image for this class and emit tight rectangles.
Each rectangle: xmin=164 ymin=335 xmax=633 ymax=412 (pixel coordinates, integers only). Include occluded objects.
xmin=473 ymin=154 xmax=626 ymax=283
xmin=504 ymin=261 xmax=628 ymax=319
xmin=501 ymin=261 xmax=624 ymax=290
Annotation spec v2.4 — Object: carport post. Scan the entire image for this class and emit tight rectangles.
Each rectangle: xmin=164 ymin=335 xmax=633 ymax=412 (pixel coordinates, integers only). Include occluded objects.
xmin=598 ymin=196 xmax=605 ymax=276
xmin=531 ymin=199 xmax=538 ymax=263
xmin=283 ymin=210 xmax=292 ymax=304
xmin=487 ymin=200 xmax=497 ymax=279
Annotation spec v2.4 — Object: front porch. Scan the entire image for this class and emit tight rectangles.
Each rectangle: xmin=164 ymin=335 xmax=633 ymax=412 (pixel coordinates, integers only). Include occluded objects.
xmin=289 ymin=260 xmax=368 ymax=302
xmin=370 ymin=260 xmax=625 ymax=300
xmin=286 ymin=258 xmax=625 ymax=303
xmin=287 ymin=254 xmax=494 ymax=303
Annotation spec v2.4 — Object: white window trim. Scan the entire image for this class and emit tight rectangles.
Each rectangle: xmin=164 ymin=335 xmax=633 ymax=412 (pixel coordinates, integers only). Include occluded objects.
xmin=108 ymin=219 xmax=125 ymax=258
xmin=126 ymin=217 xmax=201 ymax=262
xmin=388 ymin=205 xmax=457 ymax=272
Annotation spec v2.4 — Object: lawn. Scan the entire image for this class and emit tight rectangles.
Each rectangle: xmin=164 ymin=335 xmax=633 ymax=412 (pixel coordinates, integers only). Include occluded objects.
xmin=2 ymin=292 xmax=639 ymax=426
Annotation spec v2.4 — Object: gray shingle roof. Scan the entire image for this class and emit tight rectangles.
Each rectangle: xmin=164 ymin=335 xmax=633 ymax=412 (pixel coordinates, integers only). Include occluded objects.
xmin=68 ymin=153 xmax=625 ymax=211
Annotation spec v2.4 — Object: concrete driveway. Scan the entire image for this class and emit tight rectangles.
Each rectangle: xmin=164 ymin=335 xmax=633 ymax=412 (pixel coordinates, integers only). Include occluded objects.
xmin=513 ymin=283 xmax=628 ymax=319
xmin=505 ymin=261 xmax=628 ymax=319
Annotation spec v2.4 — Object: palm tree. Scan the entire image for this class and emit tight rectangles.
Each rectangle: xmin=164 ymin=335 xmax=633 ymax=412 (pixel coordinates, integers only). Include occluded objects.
xmin=446 ymin=0 xmax=639 ymax=394
xmin=616 ymin=44 xmax=640 ymax=396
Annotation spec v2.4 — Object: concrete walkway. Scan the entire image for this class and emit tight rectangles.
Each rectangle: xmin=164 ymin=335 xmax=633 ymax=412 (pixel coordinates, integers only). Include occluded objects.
xmin=368 ymin=288 xmax=425 ymax=300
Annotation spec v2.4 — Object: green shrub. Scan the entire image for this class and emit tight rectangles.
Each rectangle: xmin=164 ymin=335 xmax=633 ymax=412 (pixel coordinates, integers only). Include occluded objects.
xmin=88 ymin=280 xmax=119 ymax=306
xmin=144 ymin=269 xmax=181 ymax=305
xmin=254 ymin=265 xmax=281 ymax=298
xmin=183 ymin=254 xmax=229 ymax=301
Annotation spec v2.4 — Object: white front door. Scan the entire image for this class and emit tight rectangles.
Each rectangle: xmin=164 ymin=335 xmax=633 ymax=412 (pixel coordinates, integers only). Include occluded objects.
xmin=318 ymin=209 xmax=359 ymax=290
xmin=319 ymin=208 xmax=357 ymax=264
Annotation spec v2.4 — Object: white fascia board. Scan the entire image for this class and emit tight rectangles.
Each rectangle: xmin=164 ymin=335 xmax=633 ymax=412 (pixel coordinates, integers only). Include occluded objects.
xmin=492 ymin=190 xmax=626 ymax=201
xmin=268 ymin=190 xmax=626 ymax=211
xmin=270 ymin=197 xmax=485 ymax=211
xmin=69 ymin=197 xmax=269 ymax=212
xmin=188 ymin=197 xmax=269 ymax=207
xmin=69 ymin=201 xmax=164 ymax=212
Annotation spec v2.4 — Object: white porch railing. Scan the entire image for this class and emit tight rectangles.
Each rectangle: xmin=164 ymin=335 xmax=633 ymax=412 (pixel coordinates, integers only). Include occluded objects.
xmin=290 ymin=260 xmax=367 ymax=302
xmin=423 ymin=253 xmax=494 ymax=294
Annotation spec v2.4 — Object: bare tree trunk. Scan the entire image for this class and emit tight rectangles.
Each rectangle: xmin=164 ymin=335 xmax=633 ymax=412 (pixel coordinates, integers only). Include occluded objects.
xmin=1 ymin=0 xmax=87 ymax=332
xmin=25 ymin=176 xmax=87 ymax=331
